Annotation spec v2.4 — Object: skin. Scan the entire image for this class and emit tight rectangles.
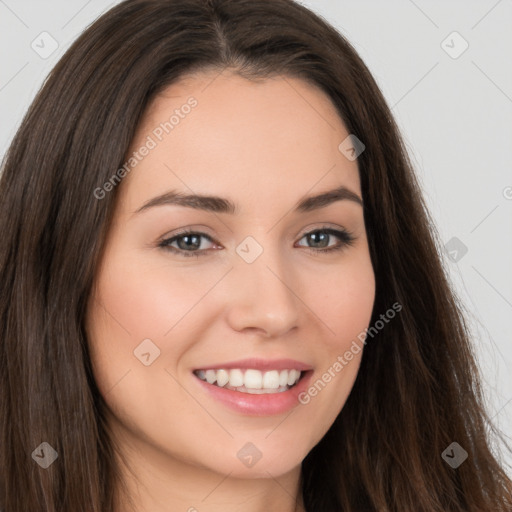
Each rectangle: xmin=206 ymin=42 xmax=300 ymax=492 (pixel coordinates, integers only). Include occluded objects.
xmin=86 ymin=69 xmax=376 ymax=512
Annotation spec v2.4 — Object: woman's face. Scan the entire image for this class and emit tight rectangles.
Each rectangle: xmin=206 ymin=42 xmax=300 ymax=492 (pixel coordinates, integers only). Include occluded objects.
xmin=86 ymin=70 xmax=375 ymax=480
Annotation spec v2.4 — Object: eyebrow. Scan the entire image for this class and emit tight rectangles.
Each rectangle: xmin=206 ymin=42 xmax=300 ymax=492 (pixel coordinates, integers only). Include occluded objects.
xmin=134 ymin=185 xmax=363 ymax=216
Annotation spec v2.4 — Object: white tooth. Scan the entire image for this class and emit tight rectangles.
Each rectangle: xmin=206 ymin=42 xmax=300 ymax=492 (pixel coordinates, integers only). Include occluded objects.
xmin=205 ymin=369 xmax=217 ymax=384
xmin=244 ymin=369 xmax=263 ymax=389
xmin=287 ymin=369 xmax=299 ymax=386
xmin=199 ymin=367 xmax=303 ymax=390
xmin=229 ymin=369 xmax=244 ymax=387
xmin=216 ymin=369 xmax=229 ymax=387
xmin=262 ymin=370 xmax=280 ymax=389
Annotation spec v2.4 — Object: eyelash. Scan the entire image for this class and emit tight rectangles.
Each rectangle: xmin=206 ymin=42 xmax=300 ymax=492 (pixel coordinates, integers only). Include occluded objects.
xmin=158 ymin=226 xmax=356 ymax=258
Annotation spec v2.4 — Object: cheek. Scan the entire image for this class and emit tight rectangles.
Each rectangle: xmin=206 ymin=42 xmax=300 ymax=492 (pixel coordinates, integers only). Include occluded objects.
xmin=90 ymin=249 xmax=214 ymax=341
xmin=306 ymin=252 xmax=376 ymax=348
xmin=294 ymin=252 xmax=374 ymax=436
xmin=85 ymin=246 xmax=224 ymax=402
xmin=84 ymin=254 xmax=199 ymax=437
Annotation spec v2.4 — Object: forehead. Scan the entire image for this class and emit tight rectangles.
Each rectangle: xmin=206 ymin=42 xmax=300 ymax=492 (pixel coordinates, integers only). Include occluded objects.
xmin=120 ymin=70 xmax=361 ymax=214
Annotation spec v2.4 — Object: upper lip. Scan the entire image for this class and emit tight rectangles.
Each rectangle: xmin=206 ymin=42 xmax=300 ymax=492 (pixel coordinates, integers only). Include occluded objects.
xmin=194 ymin=358 xmax=313 ymax=372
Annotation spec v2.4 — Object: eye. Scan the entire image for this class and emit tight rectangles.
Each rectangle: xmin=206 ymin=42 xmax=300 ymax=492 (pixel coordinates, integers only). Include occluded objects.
xmin=158 ymin=229 xmax=217 ymax=258
xmin=295 ymin=227 xmax=356 ymax=254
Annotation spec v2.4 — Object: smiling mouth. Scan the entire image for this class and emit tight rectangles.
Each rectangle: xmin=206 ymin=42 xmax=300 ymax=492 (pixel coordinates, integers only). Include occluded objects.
xmin=193 ymin=368 xmax=308 ymax=394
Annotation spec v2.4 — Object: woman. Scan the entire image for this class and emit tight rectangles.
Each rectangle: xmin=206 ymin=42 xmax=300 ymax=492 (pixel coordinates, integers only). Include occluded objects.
xmin=0 ymin=0 xmax=511 ymax=510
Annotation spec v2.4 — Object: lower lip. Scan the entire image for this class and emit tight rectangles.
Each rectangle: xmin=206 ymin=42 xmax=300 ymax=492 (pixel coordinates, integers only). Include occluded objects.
xmin=193 ymin=370 xmax=314 ymax=416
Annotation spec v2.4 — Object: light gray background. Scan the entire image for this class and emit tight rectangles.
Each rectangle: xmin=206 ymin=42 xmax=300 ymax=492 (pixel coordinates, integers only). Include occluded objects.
xmin=1 ymin=0 xmax=511 ymax=471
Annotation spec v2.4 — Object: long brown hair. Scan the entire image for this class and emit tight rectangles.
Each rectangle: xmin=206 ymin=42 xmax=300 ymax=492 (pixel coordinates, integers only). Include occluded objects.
xmin=1 ymin=0 xmax=511 ymax=510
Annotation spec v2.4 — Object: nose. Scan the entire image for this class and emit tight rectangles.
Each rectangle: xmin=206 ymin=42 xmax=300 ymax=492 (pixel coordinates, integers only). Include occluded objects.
xmin=224 ymin=247 xmax=301 ymax=338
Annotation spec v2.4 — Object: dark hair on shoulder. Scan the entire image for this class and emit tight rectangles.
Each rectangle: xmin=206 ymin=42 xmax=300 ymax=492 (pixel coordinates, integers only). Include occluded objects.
xmin=1 ymin=0 xmax=511 ymax=510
